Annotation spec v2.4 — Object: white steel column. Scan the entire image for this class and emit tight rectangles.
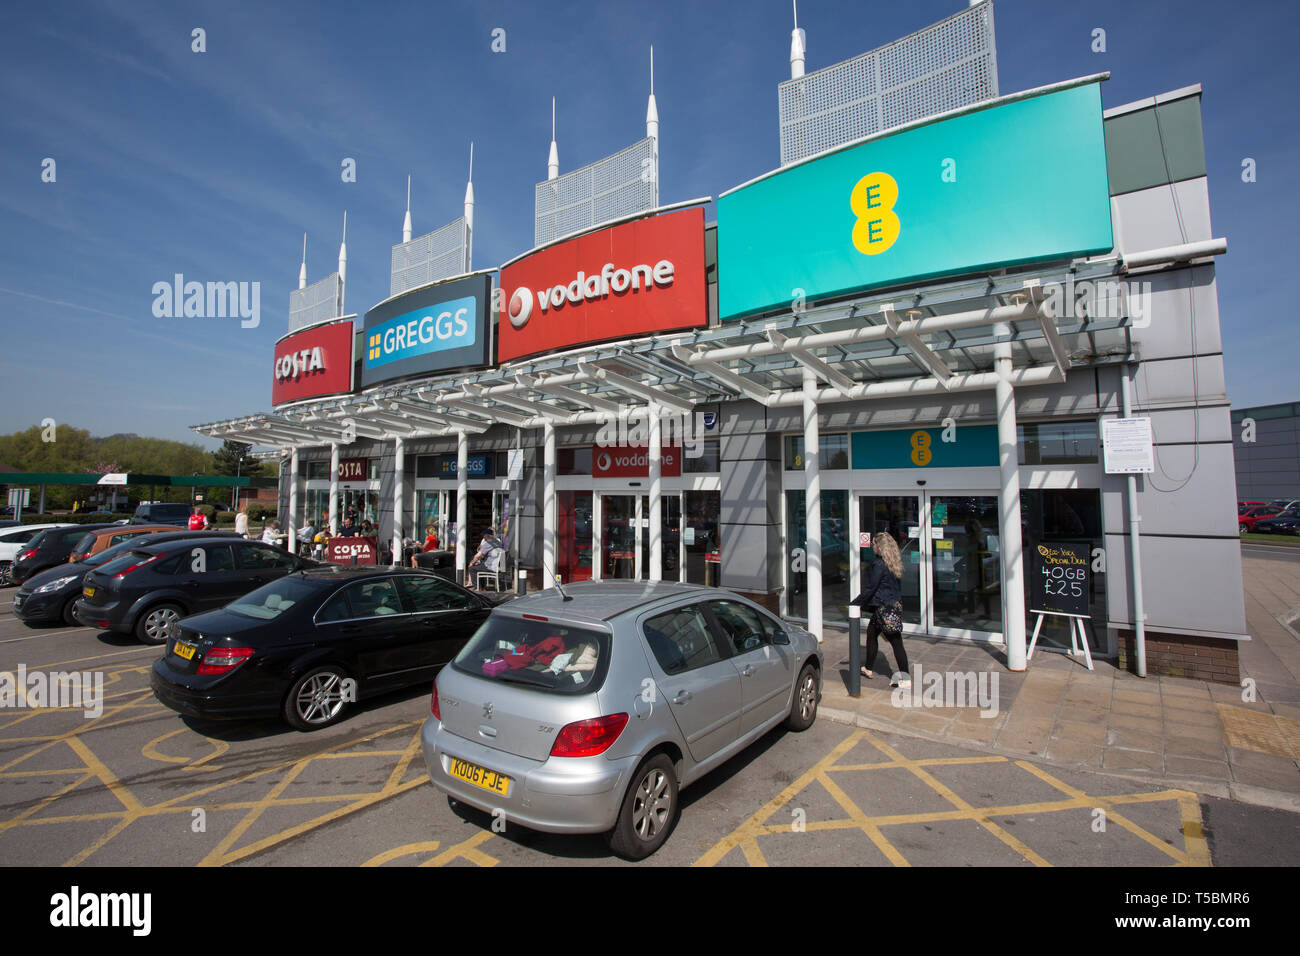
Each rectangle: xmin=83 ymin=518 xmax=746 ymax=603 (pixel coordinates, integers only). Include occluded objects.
xmin=1120 ymin=365 xmax=1148 ymax=677
xmin=648 ymin=403 xmax=663 ymax=581
xmin=392 ymin=436 xmax=405 ymax=566
xmin=803 ymin=369 xmax=823 ymax=642
xmin=543 ymin=422 xmax=556 ymax=588
xmin=456 ymin=431 xmax=468 ymax=583
xmin=994 ymin=321 xmax=1027 ymax=670
xmin=288 ymin=448 xmax=300 ymax=552
xmin=328 ymin=444 xmax=340 ymax=536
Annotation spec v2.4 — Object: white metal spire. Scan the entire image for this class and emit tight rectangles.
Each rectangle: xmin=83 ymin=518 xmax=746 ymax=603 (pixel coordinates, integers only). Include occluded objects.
xmin=790 ymin=0 xmax=806 ymax=78
xmin=298 ymin=233 xmax=307 ymax=289
xmin=402 ymin=175 xmax=412 ymax=243
xmin=338 ymin=211 xmax=348 ymax=315
xmin=548 ymin=97 xmax=559 ymax=181
xmin=646 ymin=46 xmax=659 ymax=207
xmin=464 ymin=142 xmax=475 ymax=272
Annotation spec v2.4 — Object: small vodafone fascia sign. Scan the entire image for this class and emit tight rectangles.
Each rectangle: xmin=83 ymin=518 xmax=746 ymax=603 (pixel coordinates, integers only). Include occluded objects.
xmin=592 ymin=445 xmax=683 ymax=478
xmin=498 ymin=206 xmax=707 ymax=363
xmin=272 ymin=319 xmax=355 ymax=406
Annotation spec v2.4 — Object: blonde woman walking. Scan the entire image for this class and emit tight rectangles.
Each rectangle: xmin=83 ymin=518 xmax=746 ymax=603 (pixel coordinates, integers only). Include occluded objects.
xmin=852 ymin=532 xmax=911 ymax=689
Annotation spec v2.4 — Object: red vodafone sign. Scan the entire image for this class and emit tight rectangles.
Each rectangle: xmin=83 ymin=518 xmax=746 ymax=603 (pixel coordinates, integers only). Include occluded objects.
xmin=592 ymin=445 xmax=682 ymax=478
xmin=499 ymin=207 xmax=706 ymax=363
xmin=272 ymin=320 xmax=355 ymax=406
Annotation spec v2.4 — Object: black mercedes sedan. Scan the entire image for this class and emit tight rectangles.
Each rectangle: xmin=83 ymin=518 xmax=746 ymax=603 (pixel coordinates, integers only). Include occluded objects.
xmin=75 ymin=536 xmax=315 ymax=643
xmin=150 ymin=567 xmax=497 ymax=731
xmin=13 ymin=531 xmax=243 ymax=628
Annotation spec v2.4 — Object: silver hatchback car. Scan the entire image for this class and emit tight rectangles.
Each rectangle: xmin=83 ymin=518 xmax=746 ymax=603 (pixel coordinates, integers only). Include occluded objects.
xmin=421 ymin=580 xmax=822 ymax=859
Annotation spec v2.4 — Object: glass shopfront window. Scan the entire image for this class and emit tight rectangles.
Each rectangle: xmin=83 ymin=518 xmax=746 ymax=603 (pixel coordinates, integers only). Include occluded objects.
xmin=785 ymin=433 xmax=849 ymax=470
xmin=682 ymin=439 xmax=720 ymax=474
xmin=559 ymin=448 xmax=592 ymax=475
xmin=558 ymin=490 xmax=593 ymax=583
xmin=684 ymin=490 xmax=720 ymax=586
xmin=785 ymin=489 xmax=849 ymax=624
xmin=1018 ymin=421 xmax=1099 ymax=465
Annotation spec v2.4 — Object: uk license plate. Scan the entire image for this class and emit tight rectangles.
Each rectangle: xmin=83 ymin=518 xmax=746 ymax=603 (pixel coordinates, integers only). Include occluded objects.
xmin=83 ymin=586 xmax=95 ymax=598
xmin=173 ymin=641 xmax=197 ymax=661
xmin=448 ymin=756 xmax=511 ymax=796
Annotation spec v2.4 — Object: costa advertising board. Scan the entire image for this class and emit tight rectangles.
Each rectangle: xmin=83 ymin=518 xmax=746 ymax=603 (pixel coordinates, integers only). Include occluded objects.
xmin=360 ymin=273 xmax=492 ymax=388
xmin=592 ymin=445 xmax=682 ymax=478
xmin=717 ymin=80 xmax=1113 ymax=320
xmin=499 ymin=206 xmax=707 ymax=363
xmin=271 ymin=319 xmax=355 ymax=406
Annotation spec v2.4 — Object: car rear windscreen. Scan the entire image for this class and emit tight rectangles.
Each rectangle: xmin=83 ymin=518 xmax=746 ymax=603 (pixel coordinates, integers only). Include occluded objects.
xmin=452 ymin=616 xmax=609 ymax=694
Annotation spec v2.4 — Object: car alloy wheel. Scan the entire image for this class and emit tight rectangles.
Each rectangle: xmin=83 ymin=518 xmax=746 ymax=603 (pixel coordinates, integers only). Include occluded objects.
xmin=608 ymin=753 xmax=678 ymax=860
xmin=632 ymin=767 xmax=672 ymax=842
xmin=0 ymin=562 xmax=11 ymax=587
xmin=284 ymin=667 xmax=351 ymax=731
xmin=784 ymin=662 xmax=820 ymax=731
xmin=138 ymin=604 xmax=182 ymax=645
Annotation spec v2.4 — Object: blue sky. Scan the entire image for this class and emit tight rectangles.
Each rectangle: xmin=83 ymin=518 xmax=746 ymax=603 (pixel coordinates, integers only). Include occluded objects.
xmin=0 ymin=0 xmax=1294 ymax=448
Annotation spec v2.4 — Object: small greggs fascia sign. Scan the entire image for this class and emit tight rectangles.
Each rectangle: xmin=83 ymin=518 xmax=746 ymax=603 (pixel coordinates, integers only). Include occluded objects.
xmin=271 ymin=319 xmax=355 ymax=406
xmin=716 ymin=78 xmax=1114 ymax=320
xmin=498 ymin=206 xmax=707 ymax=363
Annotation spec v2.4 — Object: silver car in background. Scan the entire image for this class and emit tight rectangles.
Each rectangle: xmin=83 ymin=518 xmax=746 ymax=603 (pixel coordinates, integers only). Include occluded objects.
xmin=421 ymin=581 xmax=822 ymax=859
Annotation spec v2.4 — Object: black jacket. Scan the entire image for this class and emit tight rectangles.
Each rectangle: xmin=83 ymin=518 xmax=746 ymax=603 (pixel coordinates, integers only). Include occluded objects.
xmin=854 ymin=559 xmax=902 ymax=609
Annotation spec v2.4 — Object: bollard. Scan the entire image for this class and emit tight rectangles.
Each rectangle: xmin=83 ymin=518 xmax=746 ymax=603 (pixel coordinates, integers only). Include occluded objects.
xmin=517 ymin=568 xmax=527 ymax=596
xmin=848 ymin=604 xmax=861 ymax=697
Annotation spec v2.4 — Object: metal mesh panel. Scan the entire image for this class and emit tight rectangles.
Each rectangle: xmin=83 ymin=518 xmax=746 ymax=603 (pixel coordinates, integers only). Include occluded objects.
xmin=288 ymin=273 xmax=341 ymax=332
xmin=390 ymin=218 xmax=469 ymax=297
xmin=534 ymin=138 xmax=657 ymax=246
xmin=778 ymin=0 xmax=998 ymax=165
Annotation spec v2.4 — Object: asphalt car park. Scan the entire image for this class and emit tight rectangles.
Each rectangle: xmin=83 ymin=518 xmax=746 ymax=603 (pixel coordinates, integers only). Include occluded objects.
xmin=3 ymin=601 xmax=1294 ymax=868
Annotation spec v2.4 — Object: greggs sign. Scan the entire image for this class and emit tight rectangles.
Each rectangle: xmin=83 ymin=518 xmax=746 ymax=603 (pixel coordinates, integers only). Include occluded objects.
xmin=272 ymin=320 xmax=355 ymax=406
xmin=498 ymin=206 xmax=707 ymax=363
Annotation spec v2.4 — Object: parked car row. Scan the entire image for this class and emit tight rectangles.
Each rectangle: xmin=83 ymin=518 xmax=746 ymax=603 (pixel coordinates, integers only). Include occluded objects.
xmin=7 ymin=520 xmax=823 ymax=859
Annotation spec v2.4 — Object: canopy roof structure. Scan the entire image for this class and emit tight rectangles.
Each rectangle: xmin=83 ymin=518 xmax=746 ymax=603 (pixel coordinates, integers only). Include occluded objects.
xmin=192 ymin=237 xmax=1224 ymax=450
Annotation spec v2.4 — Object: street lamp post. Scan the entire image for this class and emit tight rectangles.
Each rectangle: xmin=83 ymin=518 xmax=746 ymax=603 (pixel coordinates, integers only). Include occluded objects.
xmin=234 ymin=455 xmax=245 ymax=512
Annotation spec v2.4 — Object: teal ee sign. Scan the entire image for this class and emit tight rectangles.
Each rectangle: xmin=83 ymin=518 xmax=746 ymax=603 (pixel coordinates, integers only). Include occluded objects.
xmin=852 ymin=425 xmax=998 ymax=469
xmin=717 ymin=80 xmax=1114 ymax=320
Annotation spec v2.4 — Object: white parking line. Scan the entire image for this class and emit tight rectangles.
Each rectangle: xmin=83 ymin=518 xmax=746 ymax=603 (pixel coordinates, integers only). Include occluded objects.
xmin=0 ymin=627 xmax=88 ymax=644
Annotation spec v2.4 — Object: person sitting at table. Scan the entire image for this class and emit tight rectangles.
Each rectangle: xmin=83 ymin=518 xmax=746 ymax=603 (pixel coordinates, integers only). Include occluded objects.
xmin=339 ymin=515 xmax=359 ymax=537
xmin=262 ymin=519 xmax=282 ymax=547
xmin=467 ymin=529 xmax=503 ymax=587
xmin=411 ymin=524 xmax=440 ymax=567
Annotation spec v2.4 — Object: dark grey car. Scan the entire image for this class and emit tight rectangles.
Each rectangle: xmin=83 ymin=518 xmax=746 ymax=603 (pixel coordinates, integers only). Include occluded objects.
xmin=421 ymin=580 xmax=821 ymax=860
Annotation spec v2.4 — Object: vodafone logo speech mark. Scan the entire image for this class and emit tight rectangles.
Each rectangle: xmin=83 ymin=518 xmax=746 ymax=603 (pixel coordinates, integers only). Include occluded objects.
xmin=596 ymin=452 xmax=612 ymax=472
xmin=508 ymin=260 xmax=674 ymax=329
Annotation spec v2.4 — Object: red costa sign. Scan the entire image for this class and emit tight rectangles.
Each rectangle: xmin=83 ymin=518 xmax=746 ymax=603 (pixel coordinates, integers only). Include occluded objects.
xmin=592 ymin=445 xmax=682 ymax=478
xmin=498 ymin=207 xmax=706 ymax=363
xmin=272 ymin=320 xmax=355 ymax=406
xmin=338 ymin=458 xmax=368 ymax=481
xmin=326 ymin=536 xmax=377 ymax=565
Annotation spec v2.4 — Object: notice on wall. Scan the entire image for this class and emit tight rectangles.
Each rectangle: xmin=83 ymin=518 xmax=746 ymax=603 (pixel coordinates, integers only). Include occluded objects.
xmin=1030 ymin=540 xmax=1091 ymax=618
xmin=1102 ymin=417 xmax=1154 ymax=474
xmin=684 ymin=527 xmax=696 ymax=545
xmin=508 ymin=448 xmax=524 ymax=481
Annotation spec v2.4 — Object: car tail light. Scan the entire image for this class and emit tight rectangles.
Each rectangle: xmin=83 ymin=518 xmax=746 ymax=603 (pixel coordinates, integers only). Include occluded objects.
xmin=18 ymin=549 xmax=37 ymax=562
xmin=430 ymin=682 xmax=441 ymax=720
xmin=550 ymin=714 xmax=629 ymax=758
xmin=70 ymin=553 xmax=89 ymax=563
xmin=113 ymin=555 xmax=161 ymax=579
xmin=196 ymin=646 xmax=254 ymax=675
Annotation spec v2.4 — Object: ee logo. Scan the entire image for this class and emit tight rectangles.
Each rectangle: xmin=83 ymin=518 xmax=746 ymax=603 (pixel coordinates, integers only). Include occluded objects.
xmin=909 ymin=430 xmax=932 ymax=467
xmin=850 ymin=171 xmax=900 ymax=256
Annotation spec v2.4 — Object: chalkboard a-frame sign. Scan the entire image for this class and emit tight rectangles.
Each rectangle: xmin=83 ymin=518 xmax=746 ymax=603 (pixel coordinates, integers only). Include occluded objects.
xmin=1030 ymin=541 xmax=1091 ymax=619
